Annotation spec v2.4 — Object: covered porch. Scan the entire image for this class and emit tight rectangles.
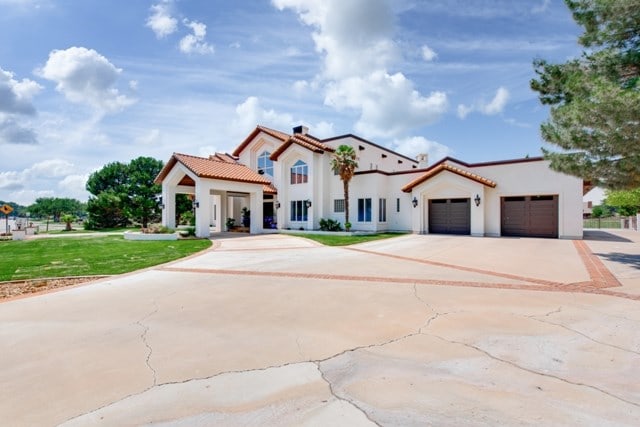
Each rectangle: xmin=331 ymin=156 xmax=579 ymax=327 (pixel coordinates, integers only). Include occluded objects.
xmin=155 ymin=153 xmax=277 ymax=238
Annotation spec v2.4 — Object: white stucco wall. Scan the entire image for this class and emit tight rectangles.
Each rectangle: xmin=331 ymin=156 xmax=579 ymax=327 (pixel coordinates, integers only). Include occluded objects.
xmin=472 ymin=160 xmax=583 ymax=239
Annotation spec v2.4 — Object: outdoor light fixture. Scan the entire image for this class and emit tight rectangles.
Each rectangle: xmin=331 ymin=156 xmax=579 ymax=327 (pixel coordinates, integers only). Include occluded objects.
xmin=305 ymin=200 xmax=312 ymax=208
xmin=276 ymin=201 xmax=281 ymax=209
xmin=474 ymin=194 xmax=481 ymax=207
xmin=193 ymin=201 xmax=200 ymax=209
xmin=412 ymin=197 xmax=418 ymax=208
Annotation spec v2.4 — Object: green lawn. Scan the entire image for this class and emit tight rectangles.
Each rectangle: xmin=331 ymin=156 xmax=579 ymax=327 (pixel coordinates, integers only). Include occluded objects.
xmin=0 ymin=236 xmax=211 ymax=281
xmin=293 ymin=232 xmax=407 ymax=246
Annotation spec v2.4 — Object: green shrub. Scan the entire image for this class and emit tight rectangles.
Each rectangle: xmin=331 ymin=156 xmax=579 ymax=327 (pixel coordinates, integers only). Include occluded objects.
xmin=319 ymin=218 xmax=343 ymax=231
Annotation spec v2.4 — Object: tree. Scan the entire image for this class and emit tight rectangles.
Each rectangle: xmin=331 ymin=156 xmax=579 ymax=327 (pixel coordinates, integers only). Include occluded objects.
xmin=125 ymin=157 xmax=164 ymax=228
xmin=605 ymin=187 xmax=640 ymax=216
xmin=28 ymin=197 xmax=85 ymax=222
xmin=531 ymin=0 xmax=640 ymax=189
xmin=85 ymin=191 xmax=129 ymax=229
xmin=330 ymin=145 xmax=358 ymax=230
xmin=60 ymin=213 xmax=76 ymax=231
xmin=86 ymin=157 xmax=164 ymax=228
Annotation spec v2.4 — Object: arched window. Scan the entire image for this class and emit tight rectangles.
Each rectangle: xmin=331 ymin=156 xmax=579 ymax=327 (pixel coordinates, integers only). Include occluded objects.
xmin=290 ymin=160 xmax=308 ymax=184
xmin=258 ymin=151 xmax=273 ymax=176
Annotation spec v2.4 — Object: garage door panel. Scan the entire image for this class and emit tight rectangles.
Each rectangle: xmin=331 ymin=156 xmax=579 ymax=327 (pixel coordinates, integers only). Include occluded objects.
xmin=428 ymin=200 xmax=449 ymax=234
xmin=428 ymin=198 xmax=470 ymax=235
xmin=501 ymin=195 xmax=558 ymax=238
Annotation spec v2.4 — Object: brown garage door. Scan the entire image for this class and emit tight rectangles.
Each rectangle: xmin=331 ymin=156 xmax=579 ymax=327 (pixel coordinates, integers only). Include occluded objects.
xmin=428 ymin=198 xmax=471 ymax=235
xmin=501 ymin=195 xmax=558 ymax=238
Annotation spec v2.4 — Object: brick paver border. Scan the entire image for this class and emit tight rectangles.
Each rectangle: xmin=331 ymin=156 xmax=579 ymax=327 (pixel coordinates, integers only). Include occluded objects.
xmin=158 ymin=236 xmax=639 ymax=301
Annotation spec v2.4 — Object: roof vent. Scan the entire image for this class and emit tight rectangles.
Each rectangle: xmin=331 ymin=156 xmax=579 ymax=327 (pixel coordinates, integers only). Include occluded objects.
xmin=293 ymin=125 xmax=309 ymax=135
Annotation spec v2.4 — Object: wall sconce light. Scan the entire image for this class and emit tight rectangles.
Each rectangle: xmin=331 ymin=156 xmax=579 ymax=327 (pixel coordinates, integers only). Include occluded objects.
xmin=412 ymin=197 xmax=418 ymax=208
xmin=193 ymin=201 xmax=200 ymax=209
xmin=305 ymin=200 xmax=312 ymax=208
xmin=474 ymin=194 xmax=481 ymax=207
xmin=161 ymin=204 xmax=165 ymax=210
xmin=275 ymin=201 xmax=281 ymax=209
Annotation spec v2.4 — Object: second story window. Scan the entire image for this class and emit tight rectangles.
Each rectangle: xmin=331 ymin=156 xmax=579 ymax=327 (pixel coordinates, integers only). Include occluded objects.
xmin=258 ymin=151 xmax=273 ymax=176
xmin=290 ymin=160 xmax=308 ymax=184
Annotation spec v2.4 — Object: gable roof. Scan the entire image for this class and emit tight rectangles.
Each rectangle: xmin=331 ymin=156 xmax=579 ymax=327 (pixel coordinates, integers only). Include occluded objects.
xmin=401 ymin=162 xmax=497 ymax=193
xmin=270 ymin=133 xmax=334 ymax=160
xmin=232 ymin=125 xmax=290 ymax=157
xmin=232 ymin=125 xmax=335 ymax=160
xmin=155 ymin=152 xmax=273 ymax=187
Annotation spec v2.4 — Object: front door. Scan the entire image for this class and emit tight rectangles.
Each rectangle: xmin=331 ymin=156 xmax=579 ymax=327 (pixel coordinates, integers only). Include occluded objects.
xmin=263 ymin=201 xmax=275 ymax=229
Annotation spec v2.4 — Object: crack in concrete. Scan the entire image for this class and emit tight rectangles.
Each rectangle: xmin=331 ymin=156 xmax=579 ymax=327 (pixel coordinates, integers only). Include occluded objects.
xmin=529 ymin=316 xmax=640 ymax=356
xmin=61 ymin=304 xmax=161 ymax=425
xmin=427 ymin=333 xmax=640 ymax=409
xmin=314 ymin=361 xmax=381 ymax=426
xmin=61 ymin=284 xmax=439 ymax=422
xmin=136 ymin=305 xmax=159 ymax=386
xmin=521 ymin=306 xmax=640 ymax=356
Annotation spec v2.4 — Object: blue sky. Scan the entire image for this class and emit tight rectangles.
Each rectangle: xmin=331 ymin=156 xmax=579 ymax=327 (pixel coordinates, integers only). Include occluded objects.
xmin=0 ymin=0 xmax=585 ymax=205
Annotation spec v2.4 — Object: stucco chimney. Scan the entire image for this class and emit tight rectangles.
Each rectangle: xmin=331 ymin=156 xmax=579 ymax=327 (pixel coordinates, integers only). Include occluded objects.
xmin=293 ymin=125 xmax=309 ymax=135
xmin=416 ymin=153 xmax=429 ymax=168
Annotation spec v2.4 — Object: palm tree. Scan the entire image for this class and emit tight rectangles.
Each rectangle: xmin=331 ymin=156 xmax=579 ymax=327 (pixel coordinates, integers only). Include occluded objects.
xmin=330 ymin=145 xmax=358 ymax=231
xmin=60 ymin=213 xmax=75 ymax=231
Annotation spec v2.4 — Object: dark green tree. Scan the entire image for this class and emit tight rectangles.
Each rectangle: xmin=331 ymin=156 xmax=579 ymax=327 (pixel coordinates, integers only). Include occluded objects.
xmin=125 ymin=157 xmax=164 ymax=228
xmin=531 ymin=0 xmax=640 ymax=189
xmin=85 ymin=157 xmax=164 ymax=228
xmin=28 ymin=197 xmax=85 ymax=221
xmin=85 ymin=191 xmax=129 ymax=229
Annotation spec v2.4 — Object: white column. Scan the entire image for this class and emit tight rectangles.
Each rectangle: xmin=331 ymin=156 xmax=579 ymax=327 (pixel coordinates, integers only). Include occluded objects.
xmin=162 ymin=185 xmax=176 ymax=229
xmin=195 ymin=184 xmax=211 ymax=238
xmin=250 ymin=188 xmax=264 ymax=234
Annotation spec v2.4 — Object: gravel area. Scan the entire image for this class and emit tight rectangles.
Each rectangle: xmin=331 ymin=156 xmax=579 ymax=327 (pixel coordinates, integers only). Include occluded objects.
xmin=0 ymin=277 xmax=107 ymax=300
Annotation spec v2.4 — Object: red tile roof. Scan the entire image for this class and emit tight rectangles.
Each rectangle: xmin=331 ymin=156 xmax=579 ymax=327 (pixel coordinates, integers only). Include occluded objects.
xmin=270 ymin=133 xmax=334 ymax=160
xmin=232 ymin=125 xmax=334 ymax=159
xmin=232 ymin=125 xmax=290 ymax=157
xmin=401 ymin=163 xmax=497 ymax=193
xmin=155 ymin=153 xmax=274 ymax=189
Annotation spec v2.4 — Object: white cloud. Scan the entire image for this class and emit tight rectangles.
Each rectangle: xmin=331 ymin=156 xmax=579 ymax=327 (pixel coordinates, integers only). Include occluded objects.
xmin=26 ymin=159 xmax=75 ymax=178
xmin=481 ymin=86 xmax=509 ymax=115
xmin=0 ymin=160 xmax=90 ymax=204
xmin=311 ymin=121 xmax=334 ymax=138
xmin=421 ymin=44 xmax=437 ymax=62
xmin=457 ymin=86 xmax=509 ymax=119
xmin=392 ymin=136 xmax=452 ymax=162
xmin=38 ymin=47 xmax=136 ymax=113
xmin=197 ymin=145 xmax=218 ymax=157
xmin=292 ymin=80 xmax=309 ymax=96
xmin=273 ymin=0 xmax=447 ymax=138
xmin=146 ymin=1 xmax=178 ymax=38
xmin=325 ymin=71 xmax=448 ymax=138
xmin=135 ymin=128 xmax=162 ymax=146
xmin=0 ymin=170 xmax=23 ymax=190
xmin=58 ymin=174 xmax=90 ymax=201
xmin=531 ymin=0 xmax=551 ymax=14
xmin=232 ymin=96 xmax=334 ymax=140
xmin=7 ymin=189 xmax=55 ymax=206
xmin=456 ymin=104 xmax=473 ymax=120
xmin=0 ymin=116 xmax=37 ymax=144
xmin=0 ymin=67 xmax=42 ymax=115
xmin=179 ymin=19 xmax=214 ymax=55
xmin=233 ymin=97 xmax=294 ymax=136
xmin=273 ymin=0 xmax=397 ymax=79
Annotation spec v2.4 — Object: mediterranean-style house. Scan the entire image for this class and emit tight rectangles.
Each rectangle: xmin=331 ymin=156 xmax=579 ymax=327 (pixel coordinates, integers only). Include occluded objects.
xmin=155 ymin=125 xmax=584 ymax=239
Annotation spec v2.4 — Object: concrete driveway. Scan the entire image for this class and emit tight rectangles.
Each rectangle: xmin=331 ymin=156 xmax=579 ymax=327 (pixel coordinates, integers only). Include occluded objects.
xmin=1 ymin=231 xmax=639 ymax=426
